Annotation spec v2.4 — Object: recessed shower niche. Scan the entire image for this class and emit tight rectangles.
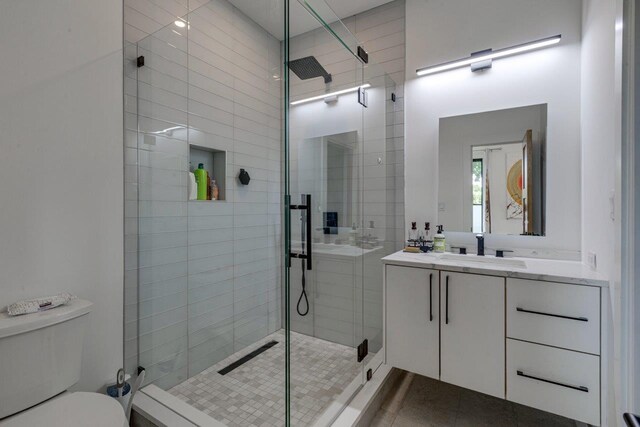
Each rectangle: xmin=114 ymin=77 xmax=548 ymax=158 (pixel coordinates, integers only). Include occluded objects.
xmin=188 ymin=144 xmax=226 ymax=202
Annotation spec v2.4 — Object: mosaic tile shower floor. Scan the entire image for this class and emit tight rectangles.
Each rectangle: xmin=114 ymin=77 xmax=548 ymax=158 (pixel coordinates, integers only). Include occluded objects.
xmin=169 ymin=330 xmax=364 ymax=426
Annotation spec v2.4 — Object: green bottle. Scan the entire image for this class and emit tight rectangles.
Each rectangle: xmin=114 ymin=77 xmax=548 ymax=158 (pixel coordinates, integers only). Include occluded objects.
xmin=194 ymin=163 xmax=207 ymax=200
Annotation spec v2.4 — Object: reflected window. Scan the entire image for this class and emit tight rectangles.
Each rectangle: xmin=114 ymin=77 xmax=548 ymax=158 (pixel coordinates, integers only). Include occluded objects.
xmin=472 ymin=158 xmax=484 ymax=233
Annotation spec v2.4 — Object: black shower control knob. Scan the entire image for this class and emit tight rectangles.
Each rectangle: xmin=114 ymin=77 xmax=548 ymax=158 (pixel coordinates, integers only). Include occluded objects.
xmin=239 ymin=169 xmax=251 ymax=185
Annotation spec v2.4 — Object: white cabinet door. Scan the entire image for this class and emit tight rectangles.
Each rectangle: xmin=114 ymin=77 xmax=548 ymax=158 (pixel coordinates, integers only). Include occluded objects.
xmin=440 ymin=272 xmax=505 ymax=398
xmin=385 ymin=265 xmax=439 ymax=378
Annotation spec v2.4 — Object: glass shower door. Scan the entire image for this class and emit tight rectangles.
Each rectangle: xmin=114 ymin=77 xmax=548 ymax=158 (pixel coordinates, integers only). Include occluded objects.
xmin=286 ymin=1 xmax=368 ymax=424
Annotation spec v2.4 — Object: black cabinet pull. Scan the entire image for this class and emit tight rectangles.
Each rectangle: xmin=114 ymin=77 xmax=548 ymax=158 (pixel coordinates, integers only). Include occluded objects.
xmin=517 ymin=370 xmax=589 ymax=392
xmin=445 ymin=275 xmax=449 ymax=325
xmin=429 ymin=274 xmax=433 ymax=322
xmin=516 ymin=307 xmax=588 ymax=322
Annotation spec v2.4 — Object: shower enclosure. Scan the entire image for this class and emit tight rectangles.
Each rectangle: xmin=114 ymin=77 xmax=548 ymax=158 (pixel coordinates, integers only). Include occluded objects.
xmin=123 ymin=0 xmax=402 ymax=425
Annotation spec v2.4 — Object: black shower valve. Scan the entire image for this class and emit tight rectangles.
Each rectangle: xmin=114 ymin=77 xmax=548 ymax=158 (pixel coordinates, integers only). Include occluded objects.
xmin=239 ymin=168 xmax=251 ymax=185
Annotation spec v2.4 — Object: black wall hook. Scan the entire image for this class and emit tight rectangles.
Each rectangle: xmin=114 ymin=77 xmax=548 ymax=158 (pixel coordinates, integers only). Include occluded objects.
xmin=239 ymin=169 xmax=250 ymax=185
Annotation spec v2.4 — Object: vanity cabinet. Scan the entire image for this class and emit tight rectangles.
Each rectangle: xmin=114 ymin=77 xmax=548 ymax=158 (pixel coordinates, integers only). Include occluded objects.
xmin=383 ymin=259 xmax=605 ymax=426
xmin=385 ymin=265 xmax=439 ymax=378
xmin=385 ymin=268 xmax=505 ymax=398
xmin=440 ymin=272 xmax=505 ymax=398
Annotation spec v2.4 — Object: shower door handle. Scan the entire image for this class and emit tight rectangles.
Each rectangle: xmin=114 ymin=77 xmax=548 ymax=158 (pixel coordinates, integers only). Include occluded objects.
xmin=289 ymin=194 xmax=312 ymax=270
xmin=304 ymin=194 xmax=312 ymax=270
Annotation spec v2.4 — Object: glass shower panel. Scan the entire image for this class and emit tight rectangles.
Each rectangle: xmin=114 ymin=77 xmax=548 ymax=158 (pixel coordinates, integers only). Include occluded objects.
xmin=131 ymin=4 xmax=286 ymax=426
xmin=135 ymin=22 xmax=190 ymax=390
xmin=297 ymin=0 xmax=362 ymax=58
xmin=361 ymin=63 xmax=398 ymax=373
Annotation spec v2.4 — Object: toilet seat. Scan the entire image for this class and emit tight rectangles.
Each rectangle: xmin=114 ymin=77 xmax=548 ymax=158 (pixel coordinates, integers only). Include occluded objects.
xmin=0 ymin=392 xmax=127 ymax=426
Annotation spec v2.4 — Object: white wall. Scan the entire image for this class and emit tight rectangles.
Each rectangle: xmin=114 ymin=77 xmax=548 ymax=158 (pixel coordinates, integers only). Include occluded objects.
xmin=581 ymin=0 xmax=618 ymax=285
xmin=405 ymin=0 xmax=582 ymax=258
xmin=581 ymin=1 xmax=622 ymax=424
xmin=0 ymin=0 xmax=123 ymax=391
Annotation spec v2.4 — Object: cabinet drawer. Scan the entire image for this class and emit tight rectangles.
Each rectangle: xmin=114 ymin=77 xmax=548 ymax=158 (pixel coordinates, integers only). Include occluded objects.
xmin=507 ymin=278 xmax=600 ymax=354
xmin=507 ymin=339 xmax=600 ymax=425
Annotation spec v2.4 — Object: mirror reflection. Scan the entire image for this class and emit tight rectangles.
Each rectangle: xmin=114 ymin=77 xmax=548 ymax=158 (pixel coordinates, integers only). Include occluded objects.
xmin=298 ymin=131 xmax=359 ymax=239
xmin=438 ymin=104 xmax=547 ymax=236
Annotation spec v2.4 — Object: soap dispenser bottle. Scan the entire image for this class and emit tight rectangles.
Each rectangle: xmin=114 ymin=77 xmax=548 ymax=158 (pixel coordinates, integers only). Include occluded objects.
xmin=424 ymin=222 xmax=431 ymax=242
xmin=408 ymin=222 xmax=418 ymax=243
xmin=434 ymin=225 xmax=446 ymax=253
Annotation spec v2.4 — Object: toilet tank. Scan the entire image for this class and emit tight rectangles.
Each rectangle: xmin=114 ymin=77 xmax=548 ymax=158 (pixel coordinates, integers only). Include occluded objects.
xmin=0 ymin=299 xmax=92 ymax=419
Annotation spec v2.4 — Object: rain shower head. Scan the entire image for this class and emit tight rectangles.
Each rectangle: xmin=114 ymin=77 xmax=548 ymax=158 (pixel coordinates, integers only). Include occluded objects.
xmin=288 ymin=56 xmax=332 ymax=84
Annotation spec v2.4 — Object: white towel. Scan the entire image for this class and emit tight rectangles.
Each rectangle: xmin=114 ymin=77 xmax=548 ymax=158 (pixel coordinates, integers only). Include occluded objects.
xmin=6 ymin=293 xmax=77 ymax=316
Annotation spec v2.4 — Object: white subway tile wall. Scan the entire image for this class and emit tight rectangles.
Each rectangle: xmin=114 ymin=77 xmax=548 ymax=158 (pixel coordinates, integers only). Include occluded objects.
xmin=351 ymin=0 xmax=406 ymax=256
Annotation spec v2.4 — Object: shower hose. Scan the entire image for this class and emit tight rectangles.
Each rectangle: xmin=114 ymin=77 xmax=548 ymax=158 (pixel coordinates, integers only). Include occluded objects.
xmin=297 ymin=259 xmax=309 ymax=316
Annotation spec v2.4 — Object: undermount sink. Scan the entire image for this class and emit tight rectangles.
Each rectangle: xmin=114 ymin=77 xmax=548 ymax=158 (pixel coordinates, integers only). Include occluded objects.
xmin=438 ymin=253 xmax=527 ymax=269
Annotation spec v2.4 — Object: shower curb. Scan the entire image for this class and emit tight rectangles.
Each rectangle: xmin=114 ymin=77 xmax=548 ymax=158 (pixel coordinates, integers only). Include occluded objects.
xmin=135 ymin=385 xmax=225 ymax=427
xmin=329 ymin=363 xmax=395 ymax=427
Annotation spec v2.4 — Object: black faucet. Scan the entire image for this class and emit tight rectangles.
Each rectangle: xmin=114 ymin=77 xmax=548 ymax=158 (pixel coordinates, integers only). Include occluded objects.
xmin=476 ymin=234 xmax=485 ymax=256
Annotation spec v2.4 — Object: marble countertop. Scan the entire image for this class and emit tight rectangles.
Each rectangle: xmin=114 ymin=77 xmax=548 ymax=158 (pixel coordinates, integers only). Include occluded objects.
xmin=382 ymin=251 xmax=609 ymax=287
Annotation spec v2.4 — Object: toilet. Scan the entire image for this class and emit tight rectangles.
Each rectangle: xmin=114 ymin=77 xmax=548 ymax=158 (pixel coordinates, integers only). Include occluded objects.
xmin=0 ymin=299 xmax=127 ymax=426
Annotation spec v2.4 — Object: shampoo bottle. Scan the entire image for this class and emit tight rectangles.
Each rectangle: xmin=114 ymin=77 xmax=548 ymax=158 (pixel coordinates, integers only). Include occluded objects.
xmin=434 ymin=225 xmax=446 ymax=253
xmin=195 ymin=163 xmax=207 ymax=200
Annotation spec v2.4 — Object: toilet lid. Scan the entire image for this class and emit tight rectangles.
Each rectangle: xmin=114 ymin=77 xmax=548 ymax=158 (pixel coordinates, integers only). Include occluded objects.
xmin=0 ymin=392 xmax=127 ymax=427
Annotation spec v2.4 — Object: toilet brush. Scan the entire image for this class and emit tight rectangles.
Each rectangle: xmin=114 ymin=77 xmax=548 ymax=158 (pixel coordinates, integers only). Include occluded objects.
xmin=126 ymin=368 xmax=146 ymax=421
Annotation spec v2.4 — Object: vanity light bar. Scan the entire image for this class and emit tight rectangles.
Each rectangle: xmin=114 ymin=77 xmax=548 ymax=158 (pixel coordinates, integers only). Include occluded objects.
xmin=290 ymin=83 xmax=371 ymax=106
xmin=416 ymin=34 xmax=562 ymax=76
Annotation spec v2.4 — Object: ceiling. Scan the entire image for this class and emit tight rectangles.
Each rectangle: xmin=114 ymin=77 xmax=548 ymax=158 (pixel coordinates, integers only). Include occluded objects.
xmin=228 ymin=0 xmax=394 ymax=40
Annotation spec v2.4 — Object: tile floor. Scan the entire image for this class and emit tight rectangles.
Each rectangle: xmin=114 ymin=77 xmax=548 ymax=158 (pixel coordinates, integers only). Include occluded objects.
xmin=169 ymin=330 xmax=364 ymax=426
xmin=371 ymin=372 xmax=579 ymax=427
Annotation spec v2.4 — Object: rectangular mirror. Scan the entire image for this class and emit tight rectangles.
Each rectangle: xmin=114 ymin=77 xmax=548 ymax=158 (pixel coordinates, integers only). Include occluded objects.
xmin=438 ymin=104 xmax=547 ymax=236
xmin=298 ymin=131 xmax=358 ymax=235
